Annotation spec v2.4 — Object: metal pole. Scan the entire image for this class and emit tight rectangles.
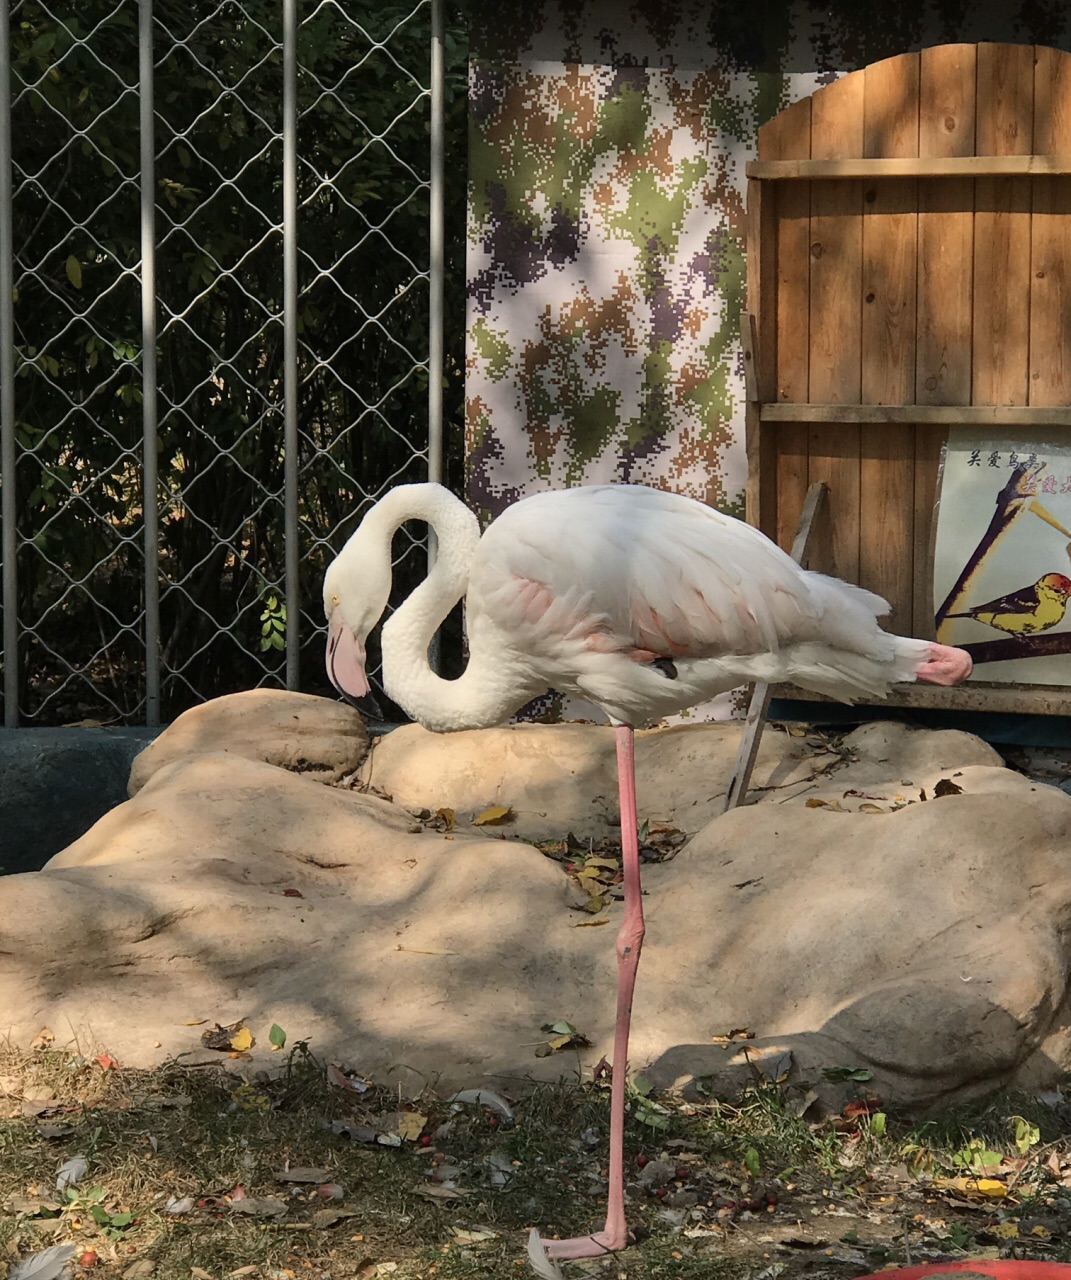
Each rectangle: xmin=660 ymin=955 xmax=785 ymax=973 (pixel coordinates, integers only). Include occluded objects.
xmin=425 ymin=0 xmax=445 ymax=670
xmin=427 ymin=0 xmax=444 ymax=495
xmin=282 ymin=0 xmax=300 ymax=688
xmin=139 ymin=0 xmax=161 ymax=725
xmin=1 ymin=0 xmax=19 ymax=726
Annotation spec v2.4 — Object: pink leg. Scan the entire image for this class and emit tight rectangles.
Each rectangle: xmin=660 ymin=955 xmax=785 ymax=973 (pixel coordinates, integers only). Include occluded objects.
xmin=543 ymin=723 xmax=644 ymax=1261
xmin=916 ymin=642 xmax=973 ymax=686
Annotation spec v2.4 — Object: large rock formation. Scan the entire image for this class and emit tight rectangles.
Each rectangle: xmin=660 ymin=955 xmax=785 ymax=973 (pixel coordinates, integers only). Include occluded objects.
xmin=2 ymin=692 xmax=1068 ymax=1108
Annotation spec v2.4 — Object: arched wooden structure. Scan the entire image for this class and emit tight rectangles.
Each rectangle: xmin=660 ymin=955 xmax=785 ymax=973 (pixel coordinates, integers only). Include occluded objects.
xmin=745 ymin=43 xmax=1071 ymax=713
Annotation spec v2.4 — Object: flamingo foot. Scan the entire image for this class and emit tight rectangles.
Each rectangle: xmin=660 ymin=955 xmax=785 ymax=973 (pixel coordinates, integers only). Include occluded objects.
xmin=916 ymin=642 xmax=973 ymax=686
xmin=528 ymin=1227 xmax=627 ymax=1277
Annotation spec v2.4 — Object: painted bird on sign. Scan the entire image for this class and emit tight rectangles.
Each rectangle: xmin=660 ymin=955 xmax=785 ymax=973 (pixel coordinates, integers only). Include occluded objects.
xmin=945 ymin=572 xmax=1071 ymax=636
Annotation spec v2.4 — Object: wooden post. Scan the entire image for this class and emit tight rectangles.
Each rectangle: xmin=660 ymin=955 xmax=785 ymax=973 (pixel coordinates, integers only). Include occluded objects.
xmin=723 ymin=481 xmax=829 ymax=811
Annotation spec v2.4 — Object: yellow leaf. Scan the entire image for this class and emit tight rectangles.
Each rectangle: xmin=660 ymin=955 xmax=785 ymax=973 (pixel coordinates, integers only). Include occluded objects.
xmin=66 ymin=255 xmax=83 ymax=289
xmin=933 ymin=1175 xmax=1008 ymax=1199
xmin=574 ymin=917 xmax=610 ymax=928
xmin=1030 ymin=1224 xmax=1052 ymax=1239
xmin=228 ymin=1027 xmax=254 ymax=1052
xmin=992 ymin=1222 xmax=1019 ymax=1239
xmin=435 ymin=807 xmax=455 ymax=831
xmin=396 ymin=1111 xmax=428 ymax=1141
xmin=546 ymin=1033 xmax=574 ymax=1051
xmin=473 ymin=804 xmax=512 ymax=825
xmin=858 ymin=803 xmax=885 ymax=813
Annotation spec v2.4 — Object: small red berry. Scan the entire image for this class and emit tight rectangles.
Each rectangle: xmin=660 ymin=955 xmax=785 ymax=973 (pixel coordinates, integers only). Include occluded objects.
xmin=653 ymin=1186 xmax=667 ymax=1199
xmin=675 ymin=1166 xmax=690 ymax=1180
xmin=78 ymin=1251 xmax=98 ymax=1268
xmin=418 ymin=1134 xmax=433 ymax=1146
xmin=636 ymin=1154 xmax=649 ymax=1168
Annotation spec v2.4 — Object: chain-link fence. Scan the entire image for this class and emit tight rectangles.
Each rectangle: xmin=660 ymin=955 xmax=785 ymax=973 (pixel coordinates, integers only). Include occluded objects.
xmin=0 ymin=0 xmax=465 ymax=727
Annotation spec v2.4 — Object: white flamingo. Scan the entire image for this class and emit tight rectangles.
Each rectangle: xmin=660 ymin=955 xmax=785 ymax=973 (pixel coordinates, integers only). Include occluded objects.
xmin=323 ymin=482 xmax=971 ymax=1268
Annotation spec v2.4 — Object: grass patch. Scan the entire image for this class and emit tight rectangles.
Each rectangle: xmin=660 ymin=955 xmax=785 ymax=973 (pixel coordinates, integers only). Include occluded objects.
xmin=2 ymin=1040 xmax=1071 ymax=1279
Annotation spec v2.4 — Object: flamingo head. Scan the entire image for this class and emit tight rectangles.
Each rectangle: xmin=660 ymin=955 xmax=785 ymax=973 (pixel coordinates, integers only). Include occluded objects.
xmin=322 ymin=545 xmax=388 ymax=717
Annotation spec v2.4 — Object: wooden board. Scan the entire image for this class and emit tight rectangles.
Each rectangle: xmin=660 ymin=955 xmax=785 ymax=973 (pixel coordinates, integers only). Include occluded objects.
xmin=762 ymin=403 xmax=1071 ymax=425
xmin=860 ymin=53 xmax=918 ymax=631
xmin=747 ymin=42 xmax=1071 ymax=713
xmin=972 ymin=43 xmax=1033 ymax=407
xmin=748 ymin=154 xmax=1071 ymax=178
xmin=915 ymin=43 xmax=976 ymax=638
xmin=1030 ymin=47 xmax=1071 ymax=407
xmin=808 ymin=72 xmax=863 ymax=581
xmin=764 ymin=98 xmax=812 ymax=551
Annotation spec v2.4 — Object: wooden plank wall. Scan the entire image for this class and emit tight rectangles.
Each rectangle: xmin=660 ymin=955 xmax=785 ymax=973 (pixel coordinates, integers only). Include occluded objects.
xmin=754 ymin=43 xmax=1071 ymax=639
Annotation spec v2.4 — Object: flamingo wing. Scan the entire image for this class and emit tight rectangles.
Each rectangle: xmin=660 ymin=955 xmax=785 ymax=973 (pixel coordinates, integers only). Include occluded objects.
xmin=467 ymin=485 xmax=888 ymax=665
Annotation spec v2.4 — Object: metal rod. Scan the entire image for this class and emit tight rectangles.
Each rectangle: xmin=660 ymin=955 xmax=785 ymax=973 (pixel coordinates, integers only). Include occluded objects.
xmin=424 ymin=0 xmax=445 ymax=671
xmin=282 ymin=0 xmax=300 ymax=688
xmin=0 ymin=0 xmax=17 ymax=726
xmin=139 ymin=0 xmax=161 ymax=725
xmin=427 ymin=0 xmax=444 ymax=499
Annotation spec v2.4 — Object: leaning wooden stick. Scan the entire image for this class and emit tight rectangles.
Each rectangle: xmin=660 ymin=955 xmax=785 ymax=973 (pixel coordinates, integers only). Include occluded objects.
xmin=723 ymin=482 xmax=829 ymax=812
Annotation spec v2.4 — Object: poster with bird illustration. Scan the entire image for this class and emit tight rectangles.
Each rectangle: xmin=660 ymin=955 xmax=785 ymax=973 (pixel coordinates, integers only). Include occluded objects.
xmin=933 ymin=430 xmax=1071 ymax=684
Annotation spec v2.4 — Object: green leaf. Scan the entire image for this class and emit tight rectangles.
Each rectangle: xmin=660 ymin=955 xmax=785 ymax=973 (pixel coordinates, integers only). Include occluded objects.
xmin=744 ymin=1146 xmax=761 ymax=1177
xmin=1012 ymin=1115 xmax=1040 ymax=1155
xmin=65 ymin=255 xmax=83 ymax=289
xmin=822 ymin=1065 xmax=873 ymax=1083
xmin=269 ymin=1023 xmax=286 ymax=1049
xmin=630 ymin=1072 xmax=652 ymax=1097
xmin=870 ymin=1111 xmax=887 ymax=1137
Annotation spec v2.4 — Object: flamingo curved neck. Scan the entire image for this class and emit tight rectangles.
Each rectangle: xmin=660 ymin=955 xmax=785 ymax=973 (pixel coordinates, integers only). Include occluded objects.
xmin=368 ymin=486 xmax=531 ymax=732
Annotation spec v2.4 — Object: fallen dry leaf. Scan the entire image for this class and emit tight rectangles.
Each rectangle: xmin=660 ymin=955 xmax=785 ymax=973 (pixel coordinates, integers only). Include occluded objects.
xmin=413 ymin=1182 xmax=467 ymax=1200
xmin=933 ymin=1175 xmax=1009 ymax=1200
xmin=200 ymin=1021 xmax=255 ymax=1053
xmin=30 ymin=1029 xmax=54 ymax=1052
xmin=312 ymin=1206 xmax=359 ymax=1228
xmin=325 ymin=1063 xmax=370 ymax=1095
xmin=472 ymin=804 xmax=512 ymax=825
xmin=395 ymin=1112 xmax=427 ymax=1141
xmin=934 ymin=778 xmax=964 ymax=797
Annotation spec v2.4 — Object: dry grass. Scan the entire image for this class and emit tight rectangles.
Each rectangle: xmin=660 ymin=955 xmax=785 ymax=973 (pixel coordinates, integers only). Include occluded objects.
xmin=2 ymin=1040 xmax=1071 ymax=1280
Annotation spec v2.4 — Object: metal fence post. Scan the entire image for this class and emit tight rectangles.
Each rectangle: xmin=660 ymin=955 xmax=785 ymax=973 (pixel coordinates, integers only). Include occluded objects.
xmin=0 ymin=0 xmax=17 ymax=728
xmin=283 ymin=0 xmax=300 ymax=690
xmin=139 ymin=0 xmax=161 ymax=726
xmin=428 ymin=0 xmax=444 ymax=493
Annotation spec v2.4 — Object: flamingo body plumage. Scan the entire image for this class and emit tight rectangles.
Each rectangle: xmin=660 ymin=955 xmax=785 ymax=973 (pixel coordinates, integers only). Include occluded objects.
xmin=323 ymin=482 xmax=972 ymax=1268
xmin=325 ymin=483 xmax=968 ymax=728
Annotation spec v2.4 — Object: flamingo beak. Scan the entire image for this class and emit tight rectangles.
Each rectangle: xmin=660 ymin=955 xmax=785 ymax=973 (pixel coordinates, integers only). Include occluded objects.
xmin=326 ymin=611 xmax=383 ymax=719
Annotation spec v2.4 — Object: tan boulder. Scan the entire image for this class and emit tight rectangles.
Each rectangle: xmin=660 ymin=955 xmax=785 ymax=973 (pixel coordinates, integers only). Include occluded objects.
xmin=360 ymin=720 xmax=822 ymax=839
xmin=128 ymin=690 xmax=368 ymax=794
xmin=4 ymin=696 xmax=1071 ymax=1108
